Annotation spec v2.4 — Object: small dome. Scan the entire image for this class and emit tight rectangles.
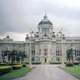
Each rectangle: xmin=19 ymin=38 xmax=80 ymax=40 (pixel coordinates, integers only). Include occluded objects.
xmin=6 ymin=35 xmax=10 ymax=38
xmin=3 ymin=35 xmax=13 ymax=41
xmin=38 ymin=15 xmax=52 ymax=25
xmin=25 ymin=34 xmax=29 ymax=39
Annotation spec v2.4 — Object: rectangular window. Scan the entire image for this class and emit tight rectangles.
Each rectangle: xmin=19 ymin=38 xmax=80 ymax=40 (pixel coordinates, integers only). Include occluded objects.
xmin=44 ymin=49 xmax=47 ymax=56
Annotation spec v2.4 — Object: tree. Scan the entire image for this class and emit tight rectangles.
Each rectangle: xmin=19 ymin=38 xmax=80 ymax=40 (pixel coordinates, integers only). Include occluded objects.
xmin=1 ymin=51 xmax=6 ymax=63
xmin=66 ymin=48 xmax=73 ymax=62
xmin=10 ymin=50 xmax=17 ymax=64
xmin=2 ymin=49 xmax=27 ymax=64
xmin=16 ymin=51 xmax=27 ymax=64
xmin=1 ymin=50 xmax=10 ymax=63
xmin=76 ymin=56 xmax=80 ymax=63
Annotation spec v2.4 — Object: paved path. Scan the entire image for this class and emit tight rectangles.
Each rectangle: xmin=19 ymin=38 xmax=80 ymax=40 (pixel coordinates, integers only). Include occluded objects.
xmin=14 ymin=65 xmax=78 ymax=80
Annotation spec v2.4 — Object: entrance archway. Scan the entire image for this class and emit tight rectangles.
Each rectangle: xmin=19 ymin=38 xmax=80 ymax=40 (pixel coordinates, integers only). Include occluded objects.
xmin=45 ymin=58 xmax=47 ymax=63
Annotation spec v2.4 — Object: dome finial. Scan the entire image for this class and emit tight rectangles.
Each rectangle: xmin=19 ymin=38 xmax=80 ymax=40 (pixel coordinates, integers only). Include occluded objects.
xmin=43 ymin=10 xmax=47 ymax=19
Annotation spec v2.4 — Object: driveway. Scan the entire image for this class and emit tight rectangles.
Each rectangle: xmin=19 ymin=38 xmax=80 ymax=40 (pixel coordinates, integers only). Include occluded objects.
xmin=14 ymin=64 xmax=78 ymax=80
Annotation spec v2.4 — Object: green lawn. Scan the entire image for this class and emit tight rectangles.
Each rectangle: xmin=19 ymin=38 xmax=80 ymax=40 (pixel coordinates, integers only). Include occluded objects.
xmin=0 ymin=66 xmax=31 ymax=80
xmin=64 ymin=65 xmax=80 ymax=76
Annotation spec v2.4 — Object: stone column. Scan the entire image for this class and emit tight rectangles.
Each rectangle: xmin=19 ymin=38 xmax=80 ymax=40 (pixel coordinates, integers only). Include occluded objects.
xmin=61 ymin=39 xmax=66 ymax=67
xmin=29 ymin=41 xmax=32 ymax=67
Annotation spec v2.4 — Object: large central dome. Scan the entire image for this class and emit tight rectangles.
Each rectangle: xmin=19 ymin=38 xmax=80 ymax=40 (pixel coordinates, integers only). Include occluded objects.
xmin=38 ymin=15 xmax=52 ymax=25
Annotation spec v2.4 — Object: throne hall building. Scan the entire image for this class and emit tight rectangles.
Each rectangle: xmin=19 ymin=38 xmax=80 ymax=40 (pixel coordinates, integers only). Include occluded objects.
xmin=0 ymin=15 xmax=80 ymax=64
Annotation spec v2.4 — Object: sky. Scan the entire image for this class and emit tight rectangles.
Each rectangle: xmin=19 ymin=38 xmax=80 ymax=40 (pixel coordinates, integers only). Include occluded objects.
xmin=0 ymin=0 xmax=80 ymax=41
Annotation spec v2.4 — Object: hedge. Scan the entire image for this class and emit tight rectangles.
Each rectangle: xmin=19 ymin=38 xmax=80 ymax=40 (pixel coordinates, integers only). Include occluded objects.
xmin=12 ymin=64 xmax=22 ymax=70
xmin=73 ymin=61 xmax=79 ymax=65
xmin=66 ymin=62 xmax=74 ymax=67
xmin=50 ymin=62 xmax=61 ymax=64
xmin=0 ymin=66 xmax=12 ymax=75
xmin=32 ymin=62 xmax=41 ymax=64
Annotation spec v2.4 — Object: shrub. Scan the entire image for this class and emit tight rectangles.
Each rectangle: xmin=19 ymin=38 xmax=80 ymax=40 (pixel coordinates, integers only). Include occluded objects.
xmin=66 ymin=62 xmax=74 ymax=67
xmin=12 ymin=64 xmax=22 ymax=70
xmin=22 ymin=64 xmax=26 ymax=67
xmin=0 ymin=66 xmax=12 ymax=75
xmin=32 ymin=62 xmax=41 ymax=64
xmin=50 ymin=62 xmax=61 ymax=64
xmin=73 ymin=61 xmax=79 ymax=65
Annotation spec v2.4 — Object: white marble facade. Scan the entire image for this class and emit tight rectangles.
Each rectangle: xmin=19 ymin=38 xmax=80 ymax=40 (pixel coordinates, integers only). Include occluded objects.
xmin=0 ymin=15 xmax=80 ymax=64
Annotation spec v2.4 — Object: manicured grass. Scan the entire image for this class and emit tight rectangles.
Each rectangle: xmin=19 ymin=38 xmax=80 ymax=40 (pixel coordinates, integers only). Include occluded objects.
xmin=64 ymin=65 xmax=80 ymax=76
xmin=0 ymin=66 xmax=31 ymax=80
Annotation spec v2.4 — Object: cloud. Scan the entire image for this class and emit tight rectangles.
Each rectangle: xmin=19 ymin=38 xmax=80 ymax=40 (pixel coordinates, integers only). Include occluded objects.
xmin=0 ymin=0 xmax=80 ymax=40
